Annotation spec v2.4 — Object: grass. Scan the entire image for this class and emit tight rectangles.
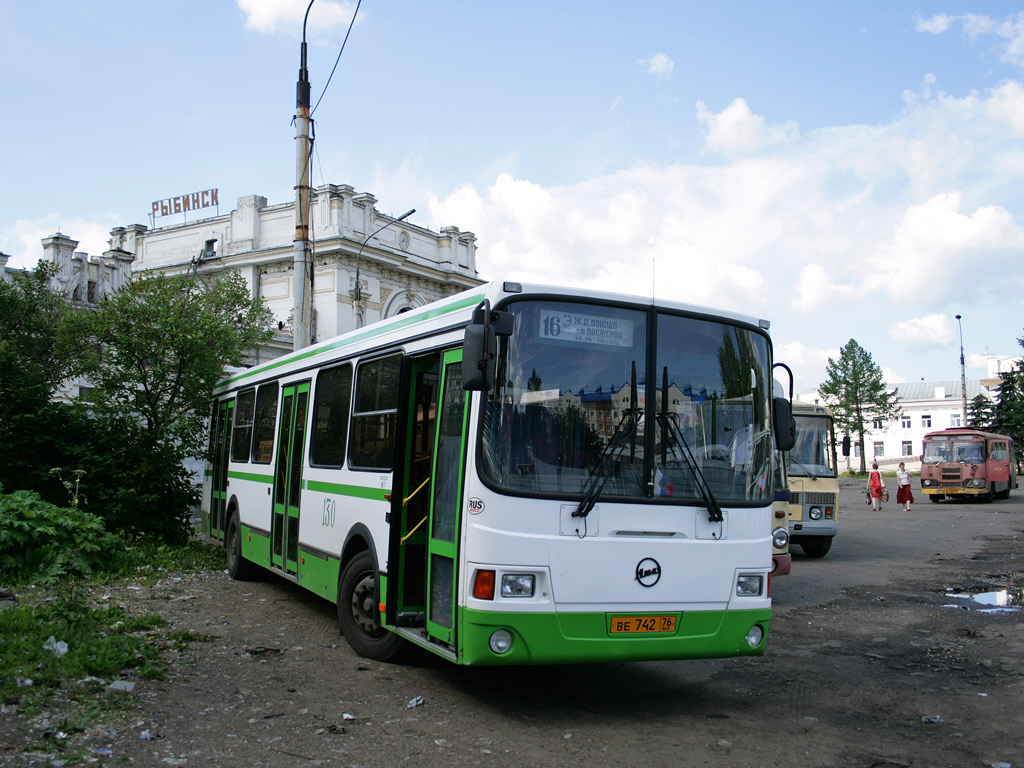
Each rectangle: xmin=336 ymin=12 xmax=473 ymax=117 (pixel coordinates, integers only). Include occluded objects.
xmin=0 ymin=531 xmax=224 ymax=758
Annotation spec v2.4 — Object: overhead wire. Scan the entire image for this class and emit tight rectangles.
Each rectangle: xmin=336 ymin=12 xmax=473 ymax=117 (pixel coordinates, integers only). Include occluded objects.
xmin=311 ymin=0 xmax=362 ymax=117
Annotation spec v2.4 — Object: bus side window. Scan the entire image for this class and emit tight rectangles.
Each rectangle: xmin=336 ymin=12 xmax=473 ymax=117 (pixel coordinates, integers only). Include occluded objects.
xmin=252 ymin=382 xmax=279 ymax=464
xmin=231 ymin=389 xmax=256 ymax=462
xmin=992 ymin=441 xmax=1007 ymax=461
xmin=310 ymin=363 xmax=353 ymax=467
xmin=349 ymin=355 xmax=403 ymax=470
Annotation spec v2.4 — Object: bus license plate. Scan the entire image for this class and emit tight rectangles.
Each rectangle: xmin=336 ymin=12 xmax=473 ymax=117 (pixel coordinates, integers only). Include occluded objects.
xmin=609 ymin=615 xmax=677 ymax=634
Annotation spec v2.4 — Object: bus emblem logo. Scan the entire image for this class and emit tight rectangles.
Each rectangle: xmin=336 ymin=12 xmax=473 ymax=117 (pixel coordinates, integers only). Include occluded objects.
xmin=468 ymin=497 xmax=485 ymax=515
xmin=635 ymin=558 xmax=661 ymax=587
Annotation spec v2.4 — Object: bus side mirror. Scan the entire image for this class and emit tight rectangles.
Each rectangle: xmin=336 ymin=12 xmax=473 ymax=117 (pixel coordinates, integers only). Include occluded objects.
xmin=463 ymin=307 xmax=513 ymax=392
xmin=773 ymin=397 xmax=796 ymax=452
xmin=842 ymin=435 xmax=851 ymax=457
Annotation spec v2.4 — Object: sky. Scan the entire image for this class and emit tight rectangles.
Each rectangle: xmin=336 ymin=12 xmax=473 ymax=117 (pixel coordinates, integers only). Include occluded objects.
xmin=3 ymin=1 xmax=1024 ymax=393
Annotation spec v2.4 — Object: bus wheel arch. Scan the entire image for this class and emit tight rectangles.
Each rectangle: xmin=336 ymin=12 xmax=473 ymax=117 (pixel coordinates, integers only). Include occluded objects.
xmin=226 ymin=505 xmax=256 ymax=581
xmin=337 ymin=530 xmax=406 ymax=662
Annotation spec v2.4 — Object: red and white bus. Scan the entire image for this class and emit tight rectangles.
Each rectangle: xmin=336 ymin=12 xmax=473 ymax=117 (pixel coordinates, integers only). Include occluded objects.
xmin=920 ymin=428 xmax=1017 ymax=502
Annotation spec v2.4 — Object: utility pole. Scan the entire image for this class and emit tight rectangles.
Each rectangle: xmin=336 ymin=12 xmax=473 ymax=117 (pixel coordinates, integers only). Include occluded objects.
xmin=956 ymin=314 xmax=967 ymax=426
xmin=292 ymin=2 xmax=315 ymax=350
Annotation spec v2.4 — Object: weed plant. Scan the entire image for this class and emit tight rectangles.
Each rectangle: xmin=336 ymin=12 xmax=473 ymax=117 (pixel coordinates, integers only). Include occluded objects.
xmin=0 ymin=484 xmax=225 ymax=742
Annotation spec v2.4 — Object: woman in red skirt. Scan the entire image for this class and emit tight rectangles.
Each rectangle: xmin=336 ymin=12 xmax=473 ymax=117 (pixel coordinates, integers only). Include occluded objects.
xmin=896 ymin=461 xmax=914 ymax=511
xmin=868 ymin=462 xmax=885 ymax=510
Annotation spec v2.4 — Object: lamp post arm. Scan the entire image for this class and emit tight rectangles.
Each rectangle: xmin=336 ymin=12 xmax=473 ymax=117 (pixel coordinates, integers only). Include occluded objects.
xmin=352 ymin=208 xmax=415 ymax=328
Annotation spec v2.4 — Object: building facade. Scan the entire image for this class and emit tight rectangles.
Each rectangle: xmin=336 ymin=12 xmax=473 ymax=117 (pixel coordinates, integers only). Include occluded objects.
xmin=114 ymin=185 xmax=482 ymax=361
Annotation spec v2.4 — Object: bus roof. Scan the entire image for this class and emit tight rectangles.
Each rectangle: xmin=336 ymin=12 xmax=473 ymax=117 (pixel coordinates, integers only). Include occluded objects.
xmin=923 ymin=428 xmax=1013 ymax=443
xmin=213 ymin=280 xmax=772 ymax=394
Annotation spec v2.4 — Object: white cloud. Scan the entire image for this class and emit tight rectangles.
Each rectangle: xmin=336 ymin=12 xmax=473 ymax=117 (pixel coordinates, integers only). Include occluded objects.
xmin=2 ymin=215 xmax=116 ymax=271
xmin=915 ymin=11 xmax=1024 ymax=69
xmin=773 ymin=340 xmax=839 ymax=392
xmin=237 ymin=0 xmax=357 ymax=39
xmin=888 ymin=313 xmax=954 ymax=349
xmin=639 ymin=53 xmax=674 ymax=79
xmin=696 ymin=98 xmax=798 ymax=156
xmin=914 ymin=14 xmax=953 ymax=35
xmin=871 ymin=192 xmax=1024 ymax=303
xmin=793 ymin=264 xmax=859 ymax=314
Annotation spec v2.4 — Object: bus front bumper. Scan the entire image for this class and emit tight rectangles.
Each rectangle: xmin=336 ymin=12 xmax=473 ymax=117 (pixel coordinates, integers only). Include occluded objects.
xmin=455 ymin=607 xmax=771 ymax=665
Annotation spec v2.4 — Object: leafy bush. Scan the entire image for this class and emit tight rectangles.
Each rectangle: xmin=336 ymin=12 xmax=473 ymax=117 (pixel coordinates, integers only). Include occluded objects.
xmin=0 ymin=488 xmax=119 ymax=584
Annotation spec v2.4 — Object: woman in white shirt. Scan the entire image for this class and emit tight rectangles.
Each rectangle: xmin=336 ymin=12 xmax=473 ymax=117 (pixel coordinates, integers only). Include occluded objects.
xmin=896 ymin=461 xmax=914 ymax=511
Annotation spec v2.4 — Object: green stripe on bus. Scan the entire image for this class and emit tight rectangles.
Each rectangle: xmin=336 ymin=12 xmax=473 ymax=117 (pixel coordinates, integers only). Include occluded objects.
xmin=305 ymin=479 xmax=389 ymax=501
xmin=227 ymin=470 xmax=274 ymax=484
xmin=216 ymin=291 xmax=486 ymax=389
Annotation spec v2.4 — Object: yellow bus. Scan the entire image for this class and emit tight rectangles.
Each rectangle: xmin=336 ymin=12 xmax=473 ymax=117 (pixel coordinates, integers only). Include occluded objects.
xmin=786 ymin=404 xmax=839 ymax=558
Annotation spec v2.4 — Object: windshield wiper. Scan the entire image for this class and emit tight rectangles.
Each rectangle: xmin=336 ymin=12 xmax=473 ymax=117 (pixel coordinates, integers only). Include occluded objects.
xmin=655 ymin=411 xmax=724 ymax=523
xmin=573 ymin=362 xmax=641 ymax=520
xmin=572 ymin=408 xmax=641 ymax=519
xmin=788 ymin=457 xmax=814 ymax=477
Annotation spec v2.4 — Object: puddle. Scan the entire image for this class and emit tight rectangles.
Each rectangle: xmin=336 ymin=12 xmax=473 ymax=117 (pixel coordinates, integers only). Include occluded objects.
xmin=944 ymin=586 xmax=1023 ymax=613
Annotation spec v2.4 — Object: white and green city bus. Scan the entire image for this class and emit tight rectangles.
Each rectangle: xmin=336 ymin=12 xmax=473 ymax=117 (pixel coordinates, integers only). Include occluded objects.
xmin=202 ymin=281 xmax=795 ymax=665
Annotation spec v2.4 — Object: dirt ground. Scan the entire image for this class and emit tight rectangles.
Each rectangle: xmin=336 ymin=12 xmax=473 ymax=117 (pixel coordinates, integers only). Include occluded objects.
xmin=2 ymin=481 xmax=1023 ymax=768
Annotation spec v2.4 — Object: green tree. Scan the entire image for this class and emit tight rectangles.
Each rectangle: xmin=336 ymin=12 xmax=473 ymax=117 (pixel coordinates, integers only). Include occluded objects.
xmin=0 ymin=262 xmax=73 ymax=411
xmin=992 ymin=359 xmax=1024 ymax=448
xmin=61 ymin=271 xmax=272 ymax=540
xmin=0 ymin=262 xmax=80 ymax=499
xmin=967 ymin=393 xmax=995 ymax=429
xmin=818 ymin=339 xmax=900 ymax=473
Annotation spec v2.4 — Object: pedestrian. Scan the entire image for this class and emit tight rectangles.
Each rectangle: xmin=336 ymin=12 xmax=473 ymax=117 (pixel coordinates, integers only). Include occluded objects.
xmin=868 ymin=462 xmax=886 ymax=511
xmin=896 ymin=461 xmax=914 ymax=511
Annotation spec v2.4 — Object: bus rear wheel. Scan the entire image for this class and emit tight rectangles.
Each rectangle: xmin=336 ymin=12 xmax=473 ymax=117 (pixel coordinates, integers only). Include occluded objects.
xmin=337 ymin=550 xmax=406 ymax=662
xmin=226 ymin=511 xmax=256 ymax=581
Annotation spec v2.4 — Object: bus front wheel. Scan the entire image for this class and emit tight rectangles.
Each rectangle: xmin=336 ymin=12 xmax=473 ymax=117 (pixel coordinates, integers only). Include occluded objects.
xmin=928 ymin=494 xmax=943 ymax=503
xmin=337 ymin=550 xmax=406 ymax=662
xmin=800 ymin=537 xmax=832 ymax=558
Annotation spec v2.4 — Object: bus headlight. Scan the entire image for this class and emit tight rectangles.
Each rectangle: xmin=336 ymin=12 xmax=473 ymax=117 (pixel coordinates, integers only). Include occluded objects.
xmin=501 ymin=574 xmax=535 ymax=598
xmin=969 ymin=479 xmax=985 ymax=488
xmin=489 ymin=629 xmax=513 ymax=654
xmin=736 ymin=574 xmax=763 ymax=597
xmin=808 ymin=506 xmax=823 ymax=520
xmin=922 ymin=479 xmax=933 ymax=487
xmin=772 ymin=528 xmax=789 ymax=549
xmin=746 ymin=625 xmax=765 ymax=648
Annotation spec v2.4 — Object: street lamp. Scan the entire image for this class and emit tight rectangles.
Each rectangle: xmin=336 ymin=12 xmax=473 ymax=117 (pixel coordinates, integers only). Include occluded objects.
xmin=353 ymin=208 xmax=415 ymax=328
xmin=956 ymin=314 xmax=967 ymax=426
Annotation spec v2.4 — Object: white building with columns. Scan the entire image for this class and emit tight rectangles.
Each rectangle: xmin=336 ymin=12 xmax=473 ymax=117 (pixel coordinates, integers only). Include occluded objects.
xmin=110 ymin=184 xmax=482 ymax=360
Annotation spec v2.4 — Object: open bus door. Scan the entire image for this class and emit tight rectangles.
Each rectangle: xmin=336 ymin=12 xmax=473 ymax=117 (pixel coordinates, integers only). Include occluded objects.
xmin=209 ymin=399 xmax=233 ymax=540
xmin=386 ymin=348 xmax=468 ymax=655
xmin=424 ymin=349 xmax=468 ymax=646
xmin=272 ymin=381 xmax=309 ymax=575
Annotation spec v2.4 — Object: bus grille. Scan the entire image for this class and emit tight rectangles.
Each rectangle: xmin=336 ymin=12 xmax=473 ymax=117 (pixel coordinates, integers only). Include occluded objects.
xmin=791 ymin=492 xmax=836 ymax=506
xmin=941 ymin=468 xmax=963 ymax=482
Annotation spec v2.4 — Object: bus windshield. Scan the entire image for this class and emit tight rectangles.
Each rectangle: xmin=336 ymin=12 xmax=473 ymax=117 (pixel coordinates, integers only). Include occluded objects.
xmin=479 ymin=299 xmax=774 ymax=505
xmin=923 ymin=440 xmax=985 ymax=464
xmin=787 ymin=415 xmax=836 ymax=478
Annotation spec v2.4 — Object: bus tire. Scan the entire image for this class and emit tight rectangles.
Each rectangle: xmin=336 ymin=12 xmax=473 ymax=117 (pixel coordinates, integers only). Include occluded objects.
xmin=800 ymin=537 xmax=832 ymax=558
xmin=928 ymin=494 xmax=943 ymax=503
xmin=337 ymin=550 xmax=406 ymax=662
xmin=226 ymin=510 xmax=256 ymax=581
xmin=995 ymin=485 xmax=1011 ymax=500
